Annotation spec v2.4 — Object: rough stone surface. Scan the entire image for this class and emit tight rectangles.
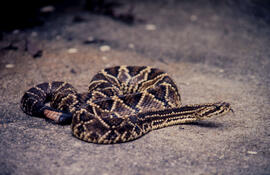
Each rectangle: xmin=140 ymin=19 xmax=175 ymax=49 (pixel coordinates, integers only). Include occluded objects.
xmin=0 ymin=1 xmax=269 ymax=175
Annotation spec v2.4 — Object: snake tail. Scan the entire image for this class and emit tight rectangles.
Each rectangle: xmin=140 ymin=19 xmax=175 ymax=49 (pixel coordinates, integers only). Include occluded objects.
xmin=20 ymin=82 xmax=77 ymax=123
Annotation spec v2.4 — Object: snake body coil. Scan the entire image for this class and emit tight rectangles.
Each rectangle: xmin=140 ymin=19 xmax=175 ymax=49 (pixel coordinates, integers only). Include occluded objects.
xmin=21 ymin=66 xmax=231 ymax=144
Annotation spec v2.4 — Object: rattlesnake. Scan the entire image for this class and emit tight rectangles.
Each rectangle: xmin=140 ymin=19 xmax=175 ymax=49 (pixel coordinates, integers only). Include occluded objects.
xmin=21 ymin=66 xmax=231 ymax=144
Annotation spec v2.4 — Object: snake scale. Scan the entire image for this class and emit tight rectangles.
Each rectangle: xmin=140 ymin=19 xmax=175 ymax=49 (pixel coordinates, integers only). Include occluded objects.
xmin=21 ymin=66 xmax=231 ymax=144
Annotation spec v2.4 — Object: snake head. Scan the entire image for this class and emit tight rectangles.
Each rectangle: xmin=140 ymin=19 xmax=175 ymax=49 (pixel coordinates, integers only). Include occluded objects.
xmin=195 ymin=102 xmax=232 ymax=119
xmin=215 ymin=102 xmax=232 ymax=114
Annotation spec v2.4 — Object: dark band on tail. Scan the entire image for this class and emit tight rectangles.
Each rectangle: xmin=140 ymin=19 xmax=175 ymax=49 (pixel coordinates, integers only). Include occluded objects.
xmin=21 ymin=82 xmax=77 ymax=124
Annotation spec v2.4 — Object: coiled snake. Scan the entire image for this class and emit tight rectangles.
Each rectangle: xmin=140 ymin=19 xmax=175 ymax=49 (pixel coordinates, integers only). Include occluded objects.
xmin=21 ymin=66 xmax=231 ymax=144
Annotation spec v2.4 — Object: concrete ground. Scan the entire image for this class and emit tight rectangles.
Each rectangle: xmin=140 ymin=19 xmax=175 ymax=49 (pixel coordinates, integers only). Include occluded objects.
xmin=0 ymin=1 xmax=269 ymax=174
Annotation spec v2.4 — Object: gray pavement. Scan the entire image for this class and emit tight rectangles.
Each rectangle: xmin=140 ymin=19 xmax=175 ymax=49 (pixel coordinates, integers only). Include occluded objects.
xmin=0 ymin=1 xmax=270 ymax=175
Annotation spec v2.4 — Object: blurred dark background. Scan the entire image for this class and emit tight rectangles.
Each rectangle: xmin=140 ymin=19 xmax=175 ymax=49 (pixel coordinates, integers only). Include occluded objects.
xmin=1 ymin=0 xmax=270 ymax=33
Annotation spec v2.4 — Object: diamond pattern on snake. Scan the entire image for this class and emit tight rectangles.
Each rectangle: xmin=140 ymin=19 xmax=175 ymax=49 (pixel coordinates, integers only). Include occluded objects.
xmin=21 ymin=66 xmax=232 ymax=144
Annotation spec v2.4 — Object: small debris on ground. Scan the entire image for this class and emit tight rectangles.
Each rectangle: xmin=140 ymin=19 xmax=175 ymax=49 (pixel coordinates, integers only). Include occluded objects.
xmin=100 ymin=45 xmax=111 ymax=52
xmin=247 ymin=151 xmax=258 ymax=155
xmin=128 ymin=43 xmax=135 ymax=49
xmin=145 ymin=24 xmax=156 ymax=31
xmin=67 ymin=48 xmax=78 ymax=54
xmin=70 ymin=68 xmax=77 ymax=74
xmin=86 ymin=36 xmax=95 ymax=42
xmin=179 ymin=126 xmax=185 ymax=130
xmin=190 ymin=15 xmax=198 ymax=21
xmin=219 ymin=69 xmax=224 ymax=73
xmin=5 ymin=64 xmax=15 ymax=69
xmin=40 ymin=6 xmax=55 ymax=13
xmin=33 ymin=50 xmax=43 ymax=58
xmin=83 ymin=37 xmax=105 ymax=45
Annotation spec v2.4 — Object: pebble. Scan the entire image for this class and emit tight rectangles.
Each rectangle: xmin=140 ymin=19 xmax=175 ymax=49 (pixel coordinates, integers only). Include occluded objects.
xmin=83 ymin=36 xmax=96 ymax=44
xmin=190 ymin=15 xmax=198 ymax=21
xmin=5 ymin=64 xmax=15 ymax=69
xmin=40 ymin=5 xmax=55 ymax=13
xmin=219 ymin=155 xmax=225 ymax=159
xmin=33 ymin=50 xmax=43 ymax=58
xmin=128 ymin=43 xmax=135 ymax=49
xmin=86 ymin=36 xmax=95 ymax=42
xmin=67 ymin=48 xmax=78 ymax=54
xmin=70 ymin=68 xmax=77 ymax=74
xmin=219 ymin=69 xmax=224 ymax=73
xmin=100 ymin=45 xmax=111 ymax=52
xmin=84 ymin=37 xmax=105 ymax=45
xmin=145 ymin=24 xmax=156 ymax=31
xmin=247 ymin=151 xmax=257 ymax=155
